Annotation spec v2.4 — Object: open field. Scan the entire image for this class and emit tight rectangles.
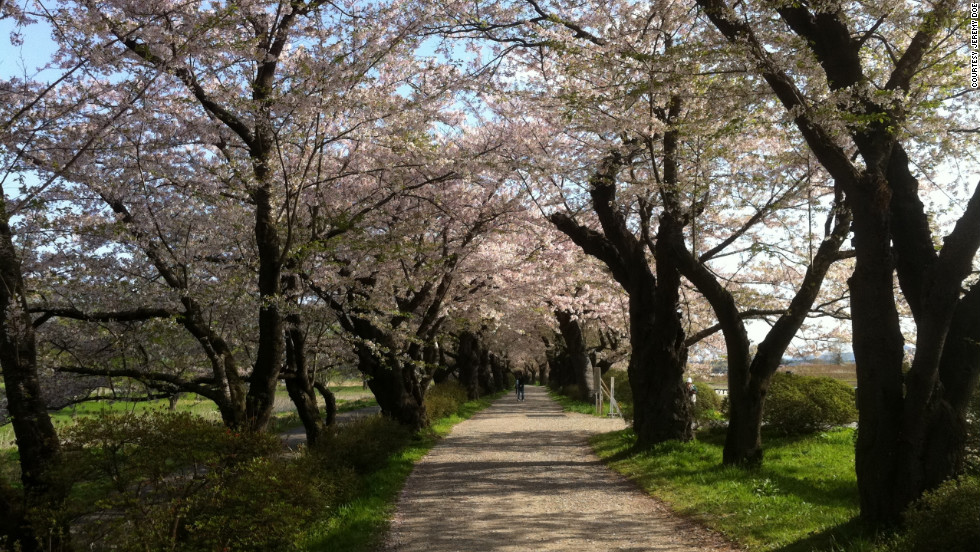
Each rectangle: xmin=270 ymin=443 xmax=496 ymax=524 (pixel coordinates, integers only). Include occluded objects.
xmin=703 ymin=363 xmax=858 ymax=393
xmin=0 ymin=383 xmax=377 ymax=450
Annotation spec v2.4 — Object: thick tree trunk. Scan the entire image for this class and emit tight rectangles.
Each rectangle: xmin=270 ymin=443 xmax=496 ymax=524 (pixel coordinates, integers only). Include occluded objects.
xmin=931 ymin=286 xmax=980 ymax=477
xmin=638 ymin=216 xmax=693 ymax=445
xmin=360 ymin=349 xmax=428 ymax=430
xmin=489 ymin=353 xmax=506 ymax=392
xmin=430 ymin=339 xmax=454 ymax=384
xmin=457 ymin=331 xmax=481 ymax=399
xmin=627 ymin=287 xmax=692 ymax=445
xmin=245 ymin=184 xmax=284 ymax=432
xmin=556 ymin=310 xmax=595 ymax=400
xmin=0 ymin=211 xmax=64 ymax=551
xmin=477 ymin=347 xmax=495 ymax=395
xmin=849 ymin=176 xmax=907 ymax=526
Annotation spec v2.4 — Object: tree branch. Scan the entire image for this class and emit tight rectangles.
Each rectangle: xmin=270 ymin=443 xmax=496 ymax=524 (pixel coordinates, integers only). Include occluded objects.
xmin=31 ymin=307 xmax=175 ymax=328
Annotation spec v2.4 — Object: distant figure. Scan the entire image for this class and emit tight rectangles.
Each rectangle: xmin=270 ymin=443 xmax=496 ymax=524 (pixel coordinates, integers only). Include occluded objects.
xmin=686 ymin=377 xmax=697 ymax=405
xmin=515 ymin=375 xmax=525 ymax=401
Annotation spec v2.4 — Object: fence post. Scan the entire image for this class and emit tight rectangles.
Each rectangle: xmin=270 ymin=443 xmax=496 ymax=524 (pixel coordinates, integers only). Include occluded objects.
xmin=594 ymin=364 xmax=602 ymax=416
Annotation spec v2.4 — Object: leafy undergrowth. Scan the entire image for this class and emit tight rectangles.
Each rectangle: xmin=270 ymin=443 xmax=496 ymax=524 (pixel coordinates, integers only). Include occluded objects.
xmin=591 ymin=426 xmax=881 ymax=551
xmin=297 ymin=390 xmax=505 ymax=552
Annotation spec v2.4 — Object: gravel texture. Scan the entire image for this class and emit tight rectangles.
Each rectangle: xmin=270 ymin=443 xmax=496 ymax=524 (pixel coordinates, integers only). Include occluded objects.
xmin=384 ymin=385 xmax=741 ymax=551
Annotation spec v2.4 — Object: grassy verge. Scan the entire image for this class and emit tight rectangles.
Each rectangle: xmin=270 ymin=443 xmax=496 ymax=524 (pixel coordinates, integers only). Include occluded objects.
xmin=547 ymin=389 xmax=620 ymax=416
xmin=591 ymin=426 xmax=879 ymax=551
xmin=336 ymin=397 xmax=380 ymax=412
xmin=298 ymin=391 xmax=505 ymax=551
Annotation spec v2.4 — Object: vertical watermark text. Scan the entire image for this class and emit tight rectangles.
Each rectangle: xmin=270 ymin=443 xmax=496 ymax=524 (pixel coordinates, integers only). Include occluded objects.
xmin=971 ymin=3 xmax=979 ymax=88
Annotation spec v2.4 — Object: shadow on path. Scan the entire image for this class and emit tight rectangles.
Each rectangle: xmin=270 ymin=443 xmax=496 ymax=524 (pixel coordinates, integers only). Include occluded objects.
xmin=385 ymin=386 xmax=740 ymax=552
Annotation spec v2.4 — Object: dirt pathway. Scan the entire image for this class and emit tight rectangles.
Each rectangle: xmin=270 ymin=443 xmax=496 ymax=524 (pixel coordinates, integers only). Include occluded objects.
xmin=384 ymin=385 xmax=740 ymax=551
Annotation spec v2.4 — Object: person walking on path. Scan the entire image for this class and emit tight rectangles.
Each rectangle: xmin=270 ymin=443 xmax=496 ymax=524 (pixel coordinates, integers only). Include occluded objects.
xmin=515 ymin=374 xmax=525 ymax=401
xmin=385 ymin=384 xmax=739 ymax=551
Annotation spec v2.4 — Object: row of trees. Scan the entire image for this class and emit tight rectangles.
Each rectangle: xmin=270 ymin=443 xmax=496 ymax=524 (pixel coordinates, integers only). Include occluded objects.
xmin=439 ymin=0 xmax=978 ymax=525
xmin=1 ymin=0 xmax=977 ymax=542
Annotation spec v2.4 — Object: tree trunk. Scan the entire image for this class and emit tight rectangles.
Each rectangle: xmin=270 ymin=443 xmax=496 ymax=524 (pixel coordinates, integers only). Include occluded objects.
xmin=282 ymin=273 xmax=326 ymax=445
xmin=636 ymin=216 xmax=694 ymax=445
xmin=477 ymin=347 xmax=495 ymax=395
xmin=849 ymin=175 xmax=908 ymax=526
xmin=556 ymin=310 xmax=595 ymax=400
xmin=549 ymin=144 xmax=692 ymax=447
xmin=456 ymin=331 xmax=481 ymax=399
xmin=536 ymin=360 xmax=547 ymax=385
xmin=245 ymin=184 xmax=284 ymax=432
xmin=931 ymin=285 xmax=980 ymax=478
xmin=284 ymin=314 xmax=326 ymax=446
xmin=712 ymin=204 xmax=850 ymax=466
xmin=0 ymin=209 xmax=64 ymax=551
xmin=489 ymin=353 xmax=506 ymax=392
xmin=360 ymin=349 xmax=428 ymax=430
xmin=313 ymin=382 xmax=338 ymax=427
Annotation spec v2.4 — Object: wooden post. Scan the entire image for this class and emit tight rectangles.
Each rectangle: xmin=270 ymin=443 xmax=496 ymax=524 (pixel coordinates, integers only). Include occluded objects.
xmin=610 ymin=377 xmax=615 ymax=417
xmin=594 ymin=364 xmax=602 ymax=416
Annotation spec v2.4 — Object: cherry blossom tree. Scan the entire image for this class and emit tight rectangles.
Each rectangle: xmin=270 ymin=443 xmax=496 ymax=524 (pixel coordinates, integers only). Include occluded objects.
xmin=5 ymin=0 xmax=483 ymax=441
xmin=695 ymin=0 xmax=980 ymax=524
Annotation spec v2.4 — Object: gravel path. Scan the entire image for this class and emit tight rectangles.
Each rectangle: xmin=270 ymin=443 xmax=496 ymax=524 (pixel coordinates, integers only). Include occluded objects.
xmin=384 ymin=385 xmax=740 ymax=551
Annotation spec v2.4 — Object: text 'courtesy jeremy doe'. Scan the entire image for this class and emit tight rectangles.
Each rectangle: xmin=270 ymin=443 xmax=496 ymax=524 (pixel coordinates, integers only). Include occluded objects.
xmin=972 ymin=3 xmax=979 ymax=88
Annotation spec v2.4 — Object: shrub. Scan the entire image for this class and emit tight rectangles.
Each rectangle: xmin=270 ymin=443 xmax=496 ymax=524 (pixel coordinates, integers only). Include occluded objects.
xmin=886 ymin=476 xmax=980 ymax=552
xmin=51 ymin=410 xmax=329 ymax=551
xmin=314 ymin=415 xmax=413 ymax=474
xmin=560 ymin=384 xmax=583 ymax=401
xmin=182 ymin=454 xmax=354 ymax=551
xmin=424 ymin=381 xmax=468 ymax=420
xmin=763 ymin=372 xmax=857 ymax=435
xmin=965 ymin=384 xmax=979 ymax=476
xmin=692 ymin=382 xmax=723 ymax=424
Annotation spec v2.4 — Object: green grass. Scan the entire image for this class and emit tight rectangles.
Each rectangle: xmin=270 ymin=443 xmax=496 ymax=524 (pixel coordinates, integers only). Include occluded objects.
xmin=1 ymin=385 xmax=379 ymax=449
xmin=591 ymin=426 xmax=879 ymax=551
xmin=548 ymin=388 xmax=621 ymax=416
xmin=1 ymin=395 xmax=222 ymax=448
xmin=331 ymin=384 xmax=373 ymax=397
xmin=336 ymin=397 xmax=378 ymax=412
xmin=297 ymin=391 xmax=505 ymax=552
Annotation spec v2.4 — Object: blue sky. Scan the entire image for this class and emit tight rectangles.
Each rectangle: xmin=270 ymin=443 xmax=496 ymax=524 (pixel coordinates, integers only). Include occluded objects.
xmin=1 ymin=15 xmax=59 ymax=79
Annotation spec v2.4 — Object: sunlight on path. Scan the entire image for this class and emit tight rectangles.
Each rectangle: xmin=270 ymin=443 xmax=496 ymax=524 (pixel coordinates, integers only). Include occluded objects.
xmin=385 ymin=385 xmax=739 ymax=551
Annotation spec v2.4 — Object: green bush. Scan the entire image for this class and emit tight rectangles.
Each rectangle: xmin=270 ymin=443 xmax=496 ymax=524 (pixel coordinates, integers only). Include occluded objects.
xmin=314 ymin=415 xmax=413 ymax=474
xmin=182 ymin=454 xmax=354 ymax=551
xmin=424 ymin=381 xmax=468 ymax=420
xmin=965 ymin=384 xmax=979 ymax=476
xmin=763 ymin=372 xmax=857 ymax=435
xmin=693 ymin=382 xmax=723 ymax=424
xmin=560 ymin=384 xmax=583 ymax=400
xmin=49 ymin=410 xmax=335 ymax=551
xmin=886 ymin=476 xmax=980 ymax=552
